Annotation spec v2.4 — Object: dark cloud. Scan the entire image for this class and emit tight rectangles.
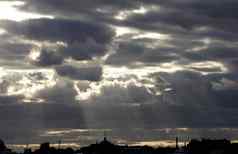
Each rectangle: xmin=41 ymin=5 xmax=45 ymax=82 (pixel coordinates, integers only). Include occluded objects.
xmin=30 ymin=46 xmax=64 ymax=66
xmin=20 ymin=0 xmax=140 ymax=18
xmin=55 ymin=65 xmax=102 ymax=81
xmin=0 ymin=95 xmax=23 ymax=105
xmin=1 ymin=18 xmax=116 ymax=65
xmin=59 ymin=38 xmax=108 ymax=61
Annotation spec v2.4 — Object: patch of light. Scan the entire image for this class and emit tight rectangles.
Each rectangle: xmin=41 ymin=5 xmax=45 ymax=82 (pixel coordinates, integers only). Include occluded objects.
xmin=0 ymin=1 xmax=54 ymax=22
xmin=8 ymin=35 xmax=67 ymax=48
xmin=114 ymin=11 xmax=128 ymax=21
xmin=27 ymin=41 xmax=66 ymax=63
xmin=8 ymin=143 xmax=80 ymax=151
xmin=22 ymin=98 xmax=45 ymax=103
xmin=73 ymin=63 xmax=163 ymax=101
xmin=74 ymin=81 xmax=105 ymax=101
xmin=131 ymin=140 xmax=185 ymax=148
xmin=0 ymin=68 xmax=57 ymax=102
xmin=132 ymin=32 xmax=170 ymax=40
xmin=0 ymin=29 xmax=6 ymax=35
xmin=75 ymin=61 xmax=224 ymax=102
xmin=132 ymin=6 xmax=148 ymax=14
xmin=0 ymin=67 xmax=8 ymax=78
xmin=202 ymin=38 xmax=211 ymax=45
xmin=28 ymin=47 xmax=41 ymax=61
xmin=74 ymin=78 xmax=154 ymax=101
xmin=103 ymin=63 xmax=183 ymax=80
xmin=194 ymin=26 xmax=211 ymax=32
xmin=74 ymin=81 xmax=93 ymax=101
xmin=44 ymin=129 xmax=112 ymax=136
xmin=114 ymin=6 xmax=148 ymax=21
xmin=113 ymin=26 xmax=170 ymax=40
xmin=186 ymin=61 xmax=228 ymax=75
xmin=113 ymin=26 xmax=137 ymax=37
xmin=75 ymin=61 xmax=210 ymax=102
xmin=188 ymin=38 xmax=212 ymax=52
xmin=189 ymin=46 xmax=208 ymax=52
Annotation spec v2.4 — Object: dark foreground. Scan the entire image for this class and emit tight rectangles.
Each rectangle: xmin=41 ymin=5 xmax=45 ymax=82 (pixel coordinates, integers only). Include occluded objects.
xmin=1 ymin=138 xmax=238 ymax=154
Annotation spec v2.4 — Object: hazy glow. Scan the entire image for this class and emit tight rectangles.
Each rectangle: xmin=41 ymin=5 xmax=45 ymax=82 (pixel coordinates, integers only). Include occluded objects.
xmin=0 ymin=1 xmax=54 ymax=21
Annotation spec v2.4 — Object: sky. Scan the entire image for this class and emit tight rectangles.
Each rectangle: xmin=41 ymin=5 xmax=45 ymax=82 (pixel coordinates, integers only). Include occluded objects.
xmin=0 ymin=0 xmax=238 ymax=149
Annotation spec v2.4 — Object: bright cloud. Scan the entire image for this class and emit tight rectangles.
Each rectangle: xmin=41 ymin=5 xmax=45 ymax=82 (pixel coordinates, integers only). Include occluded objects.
xmin=0 ymin=1 xmax=54 ymax=21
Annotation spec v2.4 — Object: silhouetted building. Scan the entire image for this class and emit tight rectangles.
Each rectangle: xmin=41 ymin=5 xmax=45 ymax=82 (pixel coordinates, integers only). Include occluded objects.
xmin=0 ymin=140 xmax=6 ymax=152
xmin=187 ymin=139 xmax=231 ymax=154
xmin=0 ymin=137 xmax=238 ymax=154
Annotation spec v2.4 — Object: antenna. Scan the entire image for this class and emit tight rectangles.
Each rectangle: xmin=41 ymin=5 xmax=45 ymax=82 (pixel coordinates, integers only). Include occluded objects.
xmin=58 ymin=140 xmax=61 ymax=150
xmin=103 ymin=131 xmax=107 ymax=141
xmin=176 ymin=137 xmax=179 ymax=149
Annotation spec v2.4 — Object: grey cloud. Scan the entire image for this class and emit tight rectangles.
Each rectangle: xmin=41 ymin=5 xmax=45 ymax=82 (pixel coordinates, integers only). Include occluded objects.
xmin=59 ymin=38 xmax=108 ymax=61
xmin=0 ymin=95 xmax=23 ymax=105
xmin=225 ymin=59 xmax=238 ymax=73
xmin=88 ymin=83 xmax=155 ymax=105
xmin=0 ymin=43 xmax=32 ymax=60
xmin=55 ymin=65 xmax=102 ymax=81
xmin=184 ymin=44 xmax=238 ymax=62
xmin=0 ymin=18 xmax=115 ymax=65
xmin=158 ymin=71 xmax=215 ymax=107
xmin=106 ymin=40 xmax=179 ymax=66
xmin=0 ymin=19 xmax=114 ymax=44
xmin=34 ymin=79 xmax=77 ymax=104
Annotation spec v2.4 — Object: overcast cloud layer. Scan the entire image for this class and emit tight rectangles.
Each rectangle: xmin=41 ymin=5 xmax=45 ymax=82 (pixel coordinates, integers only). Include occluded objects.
xmin=0 ymin=0 xmax=238 ymax=147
